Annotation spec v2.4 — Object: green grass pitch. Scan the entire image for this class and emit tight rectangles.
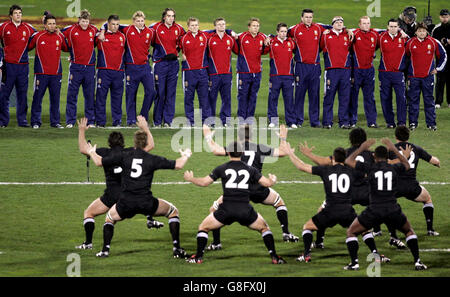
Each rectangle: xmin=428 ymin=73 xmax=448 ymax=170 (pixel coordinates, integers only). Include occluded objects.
xmin=0 ymin=0 xmax=449 ymax=277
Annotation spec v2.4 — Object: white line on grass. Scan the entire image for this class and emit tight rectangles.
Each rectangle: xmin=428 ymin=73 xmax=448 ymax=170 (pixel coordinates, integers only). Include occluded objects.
xmin=0 ymin=181 xmax=448 ymax=185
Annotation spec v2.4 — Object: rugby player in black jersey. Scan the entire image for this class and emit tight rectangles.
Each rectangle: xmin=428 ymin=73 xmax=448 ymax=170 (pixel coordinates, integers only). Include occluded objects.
xmin=75 ymin=116 xmax=162 ymax=250
xmin=202 ymin=124 xmax=298 ymax=251
xmin=87 ymin=129 xmax=192 ymax=258
xmin=389 ymin=126 xmax=441 ymax=236
xmin=184 ymin=141 xmax=286 ymax=264
xmin=280 ymin=141 xmax=390 ymax=264
xmin=299 ymin=128 xmax=406 ymax=250
xmin=345 ymin=138 xmax=427 ymax=271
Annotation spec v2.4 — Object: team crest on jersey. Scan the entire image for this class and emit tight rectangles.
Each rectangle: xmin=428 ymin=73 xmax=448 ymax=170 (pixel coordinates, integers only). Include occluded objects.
xmin=146 ymin=33 xmax=150 ymax=38
xmin=175 ymin=30 xmax=178 ymax=35
xmin=120 ymin=37 xmax=123 ymax=41
xmin=288 ymin=42 xmax=291 ymax=47
xmin=260 ymin=40 xmax=263 ymax=45
xmin=89 ymin=32 xmax=93 ymax=37
xmin=398 ymin=39 xmax=402 ymax=43
xmin=314 ymin=30 xmax=318 ymax=35
xmin=199 ymin=36 xmax=203 ymax=41
xmin=427 ymin=44 xmax=431 ymax=49
xmin=227 ymin=40 xmax=230 ymax=45
xmin=56 ymin=40 xmax=59 ymax=46
xmin=98 ymin=78 xmax=102 ymax=84
xmin=23 ymin=31 xmax=26 ymax=36
xmin=126 ymin=75 xmax=130 ymax=81
xmin=344 ymin=36 xmax=347 ymax=41
xmin=275 ymin=43 xmax=279 ymax=46
xmin=371 ymin=37 xmax=374 ymax=43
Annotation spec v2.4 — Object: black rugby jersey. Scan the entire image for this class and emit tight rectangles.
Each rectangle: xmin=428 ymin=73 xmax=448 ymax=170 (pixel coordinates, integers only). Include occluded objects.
xmin=356 ymin=161 xmax=406 ymax=205
xmin=312 ymin=164 xmax=354 ymax=205
xmin=224 ymin=141 xmax=274 ymax=173
xmin=389 ymin=142 xmax=432 ymax=181
xmin=102 ymin=147 xmax=176 ymax=196
xmin=209 ymin=160 xmax=263 ymax=203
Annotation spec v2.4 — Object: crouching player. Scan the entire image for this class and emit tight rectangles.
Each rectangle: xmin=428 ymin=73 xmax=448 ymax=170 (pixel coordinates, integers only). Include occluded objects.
xmin=184 ymin=141 xmax=286 ymax=264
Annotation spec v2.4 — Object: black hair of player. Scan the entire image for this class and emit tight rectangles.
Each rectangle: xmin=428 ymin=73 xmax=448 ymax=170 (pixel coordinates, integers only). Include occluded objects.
xmin=108 ymin=15 xmax=120 ymax=22
xmin=9 ymin=4 xmax=22 ymax=16
xmin=349 ymin=127 xmax=367 ymax=147
xmin=108 ymin=132 xmax=125 ymax=148
xmin=388 ymin=18 xmax=399 ymax=25
xmin=302 ymin=9 xmax=314 ymax=16
xmin=395 ymin=126 xmax=410 ymax=142
xmin=238 ymin=124 xmax=252 ymax=141
xmin=374 ymin=145 xmax=388 ymax=160
xmin=333 ymin=147 xmax=346 ymax=163
xmin=44 ymin=14 xmax=56 ymax=24
xmin=227 ymin=141 xmax=243 ymax=158
xmin=161 ymin=8 xmax=175 ymax=22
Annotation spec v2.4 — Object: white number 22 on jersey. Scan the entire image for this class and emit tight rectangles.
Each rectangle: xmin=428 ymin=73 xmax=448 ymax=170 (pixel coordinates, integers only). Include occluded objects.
xmin=130 ymin=158 xmax=143 ymax=178
xmin=225 ymin=169 xmax=250 ymax=189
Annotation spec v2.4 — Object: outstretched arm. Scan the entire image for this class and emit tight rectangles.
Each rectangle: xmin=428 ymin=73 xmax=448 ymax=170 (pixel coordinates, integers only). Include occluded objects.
xmin=258 ymin=173 xmax=277 ymax=187
xmin=77 ymin=118 xmax=90 ymax=156
xmin=175 ymin=148 xmax=192 ymax=170
xmin=272 ymin=124 xmax=288 ymax=157
xmin=381 ymin=138 xmax=410 ymax=171
xmin=279 ymin=142 xmax=312 ymax=174
xmin=299 ymin=141 xmax=332 ymax=166
xmin=429 ymin=156 xmax=440 ymax=168
xmin=87 ymin=143 xmax=103 ymax=167
xmin=203 ymin=125 xmax=226 ymax=156
xmin=345 ymin=139 xmax=376 ymax=168
xmin=136 ymin=115 xmax=154 ymax=152
xmin=184 ymin=171 xmax=214 ymax=187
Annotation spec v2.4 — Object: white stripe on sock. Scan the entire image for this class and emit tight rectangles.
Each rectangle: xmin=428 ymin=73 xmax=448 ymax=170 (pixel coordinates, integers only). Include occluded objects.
xmin=346 ymin=237 xmax=358 ymax=243
xmin=262 ymin=230 xmax=273 ymax=238
xmin=406 ymin=234 xmax=418 ymax=242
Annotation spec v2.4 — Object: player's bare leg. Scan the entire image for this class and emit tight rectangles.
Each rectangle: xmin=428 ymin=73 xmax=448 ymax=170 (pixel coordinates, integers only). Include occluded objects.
xmin=262 ymin=188 xmax=298 ymax=242
xmin=188 ymin=213 xmax=225 ymax=263
xmin=206 ymin=196 xmax=224 ymax=251
xmin=248 ymin=213 xmax=286 ymax=264
xmin=76 ymin=197 xmax=109 ymax=250
xmin=154 ymin=198 xmax=189 ymax=259
xmin=96 ymin=204 xmax=123 ymax=258
xmin=414 ymin=186 xmax=438 ymax=236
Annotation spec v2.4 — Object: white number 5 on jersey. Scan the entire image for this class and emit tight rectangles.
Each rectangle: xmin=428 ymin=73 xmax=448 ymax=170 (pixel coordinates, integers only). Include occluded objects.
xmin=131 ymin=158 xmax=143 ymax=178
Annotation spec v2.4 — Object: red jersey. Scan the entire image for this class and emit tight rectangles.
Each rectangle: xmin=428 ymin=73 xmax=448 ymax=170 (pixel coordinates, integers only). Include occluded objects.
xmin=150 ymin=22 xmax=185 ymax=63
xmin=62 ymin=23 xmax=98 ymax=66
xmin=122 ymin=25 xmax=155 ymax=65
xmin=268 ymin=37 xmax=295 ymax=76
xmin=179 ymin=31 xmax=209 ymax=71
xmin=378 ymin=31 xmax=408 ymax=72
xmin=352 ymin=28 xmax=379 ymax=69
xmin=28 ymin=30 xmax=68 ymax=75
xmin=0 ymin=20 xmax=36 ymax=64
xmin=236 ymin=32 xmax=269 ymax=74
xmin=207 ymin=32 xmax=237 ymax=75
xmin=320 ymin=30 xmax=352 ymax=69
xmin=406 ymin=36 xmax=447 ymax=78
xmin=96 ymin=31 xmax=126 ymax=71
xmin=288 ymin=22 xmax=326 ymax=64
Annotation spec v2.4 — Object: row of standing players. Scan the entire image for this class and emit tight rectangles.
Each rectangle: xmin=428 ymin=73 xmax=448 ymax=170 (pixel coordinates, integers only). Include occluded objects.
xmin=1 ymin=7 xmax=448 ymax=130
xmin=76 ymin=116 xmax=440 ymax=270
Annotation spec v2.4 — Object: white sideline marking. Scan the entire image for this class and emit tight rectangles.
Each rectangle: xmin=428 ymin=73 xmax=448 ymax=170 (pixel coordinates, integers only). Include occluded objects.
xmin=0 ymin=181 xmax=448 ymax=186
xmin=418 ymin=249 xmax=450 ymax=252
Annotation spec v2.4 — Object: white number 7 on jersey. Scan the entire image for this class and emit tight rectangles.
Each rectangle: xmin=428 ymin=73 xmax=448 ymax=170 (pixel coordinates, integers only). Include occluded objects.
xmin=131 ymin=158 xmax=143 ymax=178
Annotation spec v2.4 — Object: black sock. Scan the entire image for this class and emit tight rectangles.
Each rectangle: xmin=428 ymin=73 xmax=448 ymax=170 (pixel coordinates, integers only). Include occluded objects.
xmin=362 ymin=233 xmax=378 ymax=254
xmin=373 ymin=224 xmax=381 ymax=233
xmin=83 ymin=218 xmax=95 ymax=244
xmin=212 ymin=228 xmax=221 ymax=245
xmin=423 ymin=203 xmax=434 ymax=231
xmin=147 ymin=215 xmax=153 ymax=221
xmin=302 ymin=230 xmax=313 ymax=255
xmin=102 ymin=223 xmax=114 ymax=252
xmin=406 ymin=235 xmax=420 ymax=263
xmin=315 ymin=228 xmax=325 ymax=244
xmin=196 ymin=231 xmax=208 ymax=258
xmin=387 ymin=223 xmax=398 ymax=239
xmin=262 ymin=231 xmax=277 ymax=257
xmin=169 ymin=216 xmax=180 ymax=249
xmin=276 ymin=206 xmax=289 ymax=234
xmin=346 ymin=237 xmax=359 ymax=265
